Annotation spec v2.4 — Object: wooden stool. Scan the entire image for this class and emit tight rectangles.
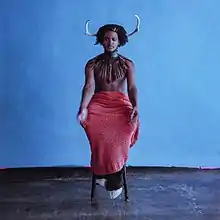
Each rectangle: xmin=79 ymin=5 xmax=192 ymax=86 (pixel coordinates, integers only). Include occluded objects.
xmin=91 ymin=165 xmax=129 ymax=202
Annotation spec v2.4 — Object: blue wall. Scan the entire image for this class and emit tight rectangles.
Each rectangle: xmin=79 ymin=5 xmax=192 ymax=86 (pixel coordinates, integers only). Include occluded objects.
xmin=1 ymin=0 xmax=220 ymax=168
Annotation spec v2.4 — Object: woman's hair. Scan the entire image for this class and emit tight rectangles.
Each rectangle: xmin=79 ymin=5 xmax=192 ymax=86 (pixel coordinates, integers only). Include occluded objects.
xmin=95 ymin=24 xmax=128 ymax=47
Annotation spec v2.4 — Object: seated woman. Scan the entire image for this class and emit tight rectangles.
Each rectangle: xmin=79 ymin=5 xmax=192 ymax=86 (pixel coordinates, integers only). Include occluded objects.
xmin=77 ymin=16 xmax=140 ymax=199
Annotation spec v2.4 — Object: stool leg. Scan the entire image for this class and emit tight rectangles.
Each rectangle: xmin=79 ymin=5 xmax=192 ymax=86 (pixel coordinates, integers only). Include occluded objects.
xmin=123 ymin=165 xmax=129 ymax=202
xmin=91 ymin=174 xmax=96 ymax=201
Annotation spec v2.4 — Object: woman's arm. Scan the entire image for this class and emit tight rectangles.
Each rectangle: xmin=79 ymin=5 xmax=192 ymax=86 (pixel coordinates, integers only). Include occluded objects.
xmin=126 ymin=60 xmax=138 ymax=109
xmin=78 ymin=61 xmax=95 ymax=114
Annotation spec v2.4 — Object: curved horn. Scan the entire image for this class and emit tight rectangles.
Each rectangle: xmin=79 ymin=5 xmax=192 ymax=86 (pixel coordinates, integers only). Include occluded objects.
xmin=85 ymin=20 xmax=97 ymax=36
xmin=127 ymin=15 xmax=140 ymax=37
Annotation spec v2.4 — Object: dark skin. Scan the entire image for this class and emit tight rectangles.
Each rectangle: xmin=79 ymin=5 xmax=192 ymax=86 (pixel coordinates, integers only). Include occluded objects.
xmin=77 ymin=31 xmax=138 ymax=123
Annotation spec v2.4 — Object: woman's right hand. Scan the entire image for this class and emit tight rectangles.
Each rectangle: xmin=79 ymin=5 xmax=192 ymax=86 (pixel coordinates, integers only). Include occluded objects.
xmin=77 ymin=108 xmax=88 ymax=123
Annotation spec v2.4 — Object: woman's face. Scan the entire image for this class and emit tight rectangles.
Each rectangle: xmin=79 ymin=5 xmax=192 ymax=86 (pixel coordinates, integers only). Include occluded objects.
xmin=102 ymin=31 xmax=120 ymax=52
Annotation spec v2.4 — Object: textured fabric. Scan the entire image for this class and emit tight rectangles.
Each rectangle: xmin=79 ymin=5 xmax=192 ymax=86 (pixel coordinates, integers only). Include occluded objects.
xmin=81 ymin=91 xmax=139 ymax=175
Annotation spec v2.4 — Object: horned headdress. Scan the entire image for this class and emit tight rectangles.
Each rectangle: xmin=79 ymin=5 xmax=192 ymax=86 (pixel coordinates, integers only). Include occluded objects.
xmin=85 ymin=15 xmax=140 ymax=37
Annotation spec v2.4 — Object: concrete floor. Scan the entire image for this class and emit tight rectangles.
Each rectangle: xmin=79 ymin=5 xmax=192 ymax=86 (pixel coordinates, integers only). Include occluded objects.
xmin=0 ymin=167 xmax=220 ymax=220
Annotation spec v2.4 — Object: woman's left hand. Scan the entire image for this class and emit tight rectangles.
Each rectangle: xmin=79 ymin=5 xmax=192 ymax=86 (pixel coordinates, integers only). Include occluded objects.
xmin=130 ymin=106 xmax=139 ymax=123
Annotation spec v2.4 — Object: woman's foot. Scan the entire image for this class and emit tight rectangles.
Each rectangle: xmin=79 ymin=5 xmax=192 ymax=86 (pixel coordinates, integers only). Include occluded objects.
xmin=96 ymin=179 xmax=123 ymax=199
xmin=96 ymin=178 xmax=106 ymax=187
xmin=108 ymin=187 xmax=123 ymax=199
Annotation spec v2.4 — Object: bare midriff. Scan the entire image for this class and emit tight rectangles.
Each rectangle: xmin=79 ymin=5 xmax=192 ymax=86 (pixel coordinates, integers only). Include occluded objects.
xmin=94 ymin=76 xmax=127 ymax=94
